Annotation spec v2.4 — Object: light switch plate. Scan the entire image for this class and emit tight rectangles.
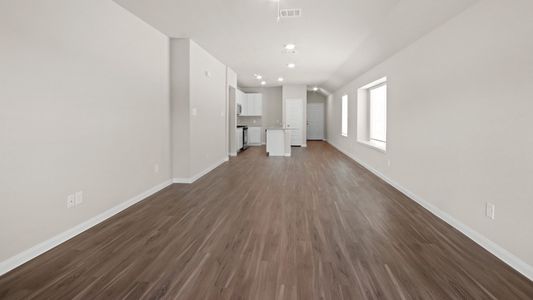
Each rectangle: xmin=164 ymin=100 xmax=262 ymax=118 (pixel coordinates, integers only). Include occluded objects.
xmin=75 ymin=191 xmax=83 ymax=206
xmin=485 ymin=202 xmax=495 ymax=220
xmin=67 ymin=194 xmax=75 ymax=208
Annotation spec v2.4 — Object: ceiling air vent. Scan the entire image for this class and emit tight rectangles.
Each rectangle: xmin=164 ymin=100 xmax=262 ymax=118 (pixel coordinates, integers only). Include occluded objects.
xmin=279 ymin=8 xmax=302 ymax=18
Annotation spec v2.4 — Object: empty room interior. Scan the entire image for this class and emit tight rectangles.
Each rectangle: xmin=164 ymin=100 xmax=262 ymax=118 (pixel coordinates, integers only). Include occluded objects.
xmin=2 ymin=0 xmax=533 ymax=299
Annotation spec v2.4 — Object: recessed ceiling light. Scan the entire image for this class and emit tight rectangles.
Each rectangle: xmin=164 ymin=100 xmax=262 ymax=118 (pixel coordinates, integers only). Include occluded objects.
xmin=313 ymin=86 xmax=318 ymax=91
xmin=278 ymin=77 xmax=284 ymax=82
xmin=287 ymin=63 xmax=296 ymax=69
xmin=254 ymin=74 xmax=263 ymax=80
xmin=284 ymin=44 xmax=296 ymax=50
xmin=261 ymin=81 xmax=266 ymax=85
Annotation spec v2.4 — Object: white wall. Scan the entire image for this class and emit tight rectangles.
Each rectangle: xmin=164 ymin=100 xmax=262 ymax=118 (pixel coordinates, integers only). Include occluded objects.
xmin=307 ymin=92 xmax=327 ymax=104
xmin=282 ymin=85 xmax=308 ymax=146
xmin=170 ymin=39 xmax=228 ymax=180
xmin=0 ymin=0 xmax=170 ymax=263
xmin=170 ymin=39 xmax=191 ymax=179
xmin=189 ymin=41 xmax=227 ymax=175
xmin=327 ymin=0 xmax=533 ymax=277
xmin=226 ymin=68 xmax=237 ymax=154
xmin=227 ymin=69 xmax=237 ymax=89
xmin=228 ymin=87 xmax=237 ymax=155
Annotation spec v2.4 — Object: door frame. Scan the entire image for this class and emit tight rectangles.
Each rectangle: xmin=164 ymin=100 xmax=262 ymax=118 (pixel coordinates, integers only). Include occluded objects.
xmin=306 ymin=102 xmax=325 ymax=140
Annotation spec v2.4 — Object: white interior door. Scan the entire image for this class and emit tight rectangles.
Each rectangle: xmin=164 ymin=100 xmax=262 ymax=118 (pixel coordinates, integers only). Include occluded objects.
xmin=285 ymin=98 xmax=303 ymax=146
xmin=307 ymin=102 xmax=325 ymax=140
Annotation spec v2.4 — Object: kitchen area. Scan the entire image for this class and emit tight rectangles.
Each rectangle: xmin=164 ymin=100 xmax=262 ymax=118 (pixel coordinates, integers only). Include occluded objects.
xmin=229 ymin=84 xmax=313 ymax=157
xmin=231 ymin=86 xmax=293 ymax=157
xmin=235 ymin=89 xmax=263 ymax=151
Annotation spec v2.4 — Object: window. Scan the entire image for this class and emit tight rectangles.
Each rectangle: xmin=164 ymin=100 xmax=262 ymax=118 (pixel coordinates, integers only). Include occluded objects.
xmin=341 ymin=95 xmax=348 ymax=137
xmin=369 ymin=83 xmax=387 ymax=143
xmin=357 ymin=77 xmax=387 ymax=151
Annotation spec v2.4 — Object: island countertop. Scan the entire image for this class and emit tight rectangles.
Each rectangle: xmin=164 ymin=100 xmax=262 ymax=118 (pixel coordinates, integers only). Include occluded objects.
xmin=265 ymin=128 xmax=292 ymax=157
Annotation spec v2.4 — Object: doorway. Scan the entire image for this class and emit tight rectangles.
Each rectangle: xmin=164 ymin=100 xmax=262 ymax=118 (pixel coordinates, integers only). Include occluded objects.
xmin=307 ymin=102 xmax=325 ymax=140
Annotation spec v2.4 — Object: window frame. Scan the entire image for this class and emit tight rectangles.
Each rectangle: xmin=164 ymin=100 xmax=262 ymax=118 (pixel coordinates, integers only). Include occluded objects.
xmin=341 ymin=94 xmax=348 ymax=137
xmin=368 ymin=82 xmax=387 ymax=144
xmin=356 ymin=77 xmax=387 ymax=152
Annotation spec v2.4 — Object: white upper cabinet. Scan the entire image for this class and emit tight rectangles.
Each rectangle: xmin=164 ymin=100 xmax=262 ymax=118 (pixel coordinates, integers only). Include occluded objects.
xmin=238 ymin=93 xmax=262 ymax=116
xmin=249 ymin=93 xmax=262 ymax=116
xmin=236 ymin=89 xmax=245 ymax=115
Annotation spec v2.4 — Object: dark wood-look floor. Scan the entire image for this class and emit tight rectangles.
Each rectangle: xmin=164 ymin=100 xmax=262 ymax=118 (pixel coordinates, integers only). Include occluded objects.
xmin=1 ymin=142 xmax=532 ymax=299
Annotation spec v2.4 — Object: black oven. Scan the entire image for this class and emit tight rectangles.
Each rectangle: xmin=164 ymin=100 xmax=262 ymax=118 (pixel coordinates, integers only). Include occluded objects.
xmin=242 ymin=126 xmax=248 ymax=150
xmin=237 ymin=125 xmax=248 ymax=151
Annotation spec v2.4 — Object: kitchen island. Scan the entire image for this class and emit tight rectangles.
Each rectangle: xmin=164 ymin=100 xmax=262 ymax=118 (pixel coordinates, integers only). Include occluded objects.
xmin=265 ymin=128 xmax=292 ymax=157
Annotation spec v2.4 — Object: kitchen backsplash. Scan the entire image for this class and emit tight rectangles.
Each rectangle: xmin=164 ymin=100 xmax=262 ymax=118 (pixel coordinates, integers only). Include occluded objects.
xmin=237 ymin=116 xmax=262 ymax=126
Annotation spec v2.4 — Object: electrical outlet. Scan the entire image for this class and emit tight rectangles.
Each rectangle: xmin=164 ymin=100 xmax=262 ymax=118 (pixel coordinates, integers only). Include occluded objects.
xmin=67 ymin=194 xmax=75 ymax=208
xmin=154 ymin=163 xmax=160 ymax=173
xmin=75 ymin=191 xmax=83 ymax=206
xmin=485 ymin=203 xmax=495 ymax=220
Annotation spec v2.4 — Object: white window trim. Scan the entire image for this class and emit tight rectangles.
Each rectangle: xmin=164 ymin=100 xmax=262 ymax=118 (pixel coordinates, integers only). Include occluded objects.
xmin=368 ymin=82 xmax=387 ymax=144
xmin=357 ymin=139 xmax=386 ymax=152
xmin=356 ymin=77 xmax=387 ymax=153
xmin=341 ymin=94 xmax=348 ymax=137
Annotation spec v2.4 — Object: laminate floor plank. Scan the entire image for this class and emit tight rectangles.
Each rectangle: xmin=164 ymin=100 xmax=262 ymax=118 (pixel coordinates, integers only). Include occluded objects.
xmin=1 ymin=142 xmax=532 ymax=299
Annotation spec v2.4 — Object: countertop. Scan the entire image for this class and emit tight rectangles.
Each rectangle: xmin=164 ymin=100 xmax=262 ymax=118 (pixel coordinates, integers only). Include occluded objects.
xmin=265 ymin=127 xmax=294 ymax=130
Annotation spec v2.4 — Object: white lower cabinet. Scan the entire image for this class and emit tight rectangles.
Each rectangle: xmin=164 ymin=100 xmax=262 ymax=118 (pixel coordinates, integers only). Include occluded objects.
xmin=248 ymin=127 xmax=262 ymax=145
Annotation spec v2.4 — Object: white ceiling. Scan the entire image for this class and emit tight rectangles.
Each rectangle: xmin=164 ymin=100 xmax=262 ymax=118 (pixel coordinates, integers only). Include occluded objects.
xmin=114 ymin=0 xmax=477 ymax=91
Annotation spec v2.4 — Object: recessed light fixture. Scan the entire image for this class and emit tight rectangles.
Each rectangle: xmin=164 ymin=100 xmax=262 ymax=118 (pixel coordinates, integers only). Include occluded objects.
xmin=313 ymin=86 xmax=318 ymax=91
xmin=278 ymin=77 xmax=284 ymax=82
xmin=254 ymin=74 xmax=263 ymax=80
xmin=261 ymin=81 xmax=266 ymax=85
xmin=284 ymin=43 xmax=296 ymax=50
xmin=287 ymin=63 xmax=296 ymax=69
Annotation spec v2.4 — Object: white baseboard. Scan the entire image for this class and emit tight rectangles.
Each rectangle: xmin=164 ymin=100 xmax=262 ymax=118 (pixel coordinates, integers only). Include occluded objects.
xmin=172 ymin=177 xmax=192 ymax=184
xmin=0 ymin=179 xmax=173 ymax=276
xmin=229 ymin=152 xmax=237 ymax=157
xmin=172 ymin=157 xmax=228 ymax=184
xmin=327 ymin=141 xmax=533 ymax=281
